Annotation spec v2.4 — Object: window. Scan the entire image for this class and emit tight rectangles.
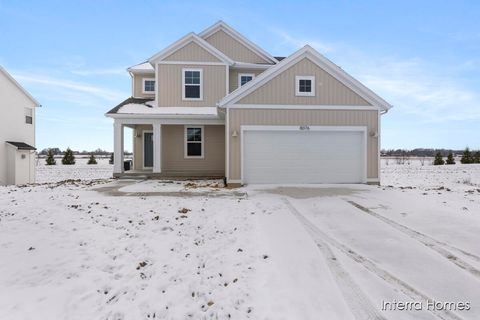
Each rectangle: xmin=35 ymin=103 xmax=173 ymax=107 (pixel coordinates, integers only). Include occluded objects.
xmin=182 ymin=68 xmax=203 ymax=100
xmin=295 ymin=76 xmax=315 ymax=96
xmin=238 ymin=73 xmax=255 ymax=88
xmin=185 ymin=126 xmax=204 ymax=158
xmin=25 ymin=108 xmax=33 ymax=124
xmin=143 ymin=79 xmax=155 ymax=93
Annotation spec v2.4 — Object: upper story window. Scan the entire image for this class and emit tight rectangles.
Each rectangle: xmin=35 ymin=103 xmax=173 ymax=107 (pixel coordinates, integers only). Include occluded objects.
xmin=25 ymin=108 xmax=33 ymax=124
xmin=295 ymin=76 xmax=315 ymax=96
xmin=143 ymin=78 xmax=155 ymax=93
xmin=182 ymin=68 xmax=203 ymax=100
xmin=238 ymin=73 xmax=255 ymax=88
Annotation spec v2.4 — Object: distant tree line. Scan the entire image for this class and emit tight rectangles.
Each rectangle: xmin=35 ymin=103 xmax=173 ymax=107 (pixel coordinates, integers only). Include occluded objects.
xmin=381 ymin=148 xmax=465 ymax=157
xmin=39 ymin=148 xmax=132 ymax=156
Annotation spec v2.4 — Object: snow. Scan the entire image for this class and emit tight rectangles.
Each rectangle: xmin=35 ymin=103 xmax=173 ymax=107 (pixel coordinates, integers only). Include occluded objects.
xmin=1 ymin=160 xmax=479 ymax=319
xmin=127 ymin=62 xmax=154 ymax=72
xmin=117 ymin=104 xmax=219 ymax=116
xmin=36 ymin=158 xmax=113 ymax=183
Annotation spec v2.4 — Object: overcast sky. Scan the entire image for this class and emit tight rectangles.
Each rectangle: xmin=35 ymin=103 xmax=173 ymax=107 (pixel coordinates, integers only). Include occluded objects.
xmin=1 ymin=0 xmax=479 ymax=151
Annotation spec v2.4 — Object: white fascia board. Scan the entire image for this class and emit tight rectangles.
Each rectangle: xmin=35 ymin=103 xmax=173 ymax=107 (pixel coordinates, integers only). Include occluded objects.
xmin=219 ymin=45 xmax=393 ymax=111
xmin=106 ymin=113 xmax=222 ymax=120
xmin=231 ymin=62 xmax=273 ymax=70
xmin=198 ymin=20 xmax=278 ymax=64
xmin=225 ymin=104 xmax=382 ymax=111
xmin=148 ymin=32 xmax=234 ymax=65
xmin=0 ymin=66 xmax=41 ymax=107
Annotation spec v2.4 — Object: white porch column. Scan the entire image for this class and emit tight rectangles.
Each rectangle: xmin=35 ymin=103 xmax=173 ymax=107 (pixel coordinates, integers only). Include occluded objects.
xmin=113 ymin=121 xmax=124 ymax=174
xmin=153 ymin=123 xmax=162 ymax=173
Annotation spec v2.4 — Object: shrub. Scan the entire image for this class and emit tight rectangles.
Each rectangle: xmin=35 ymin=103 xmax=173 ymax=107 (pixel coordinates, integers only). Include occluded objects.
xmin=445 ymin=152 xmax=455 ymax=165
xmin=474 ymin=151 xmax=480 ymax=164
xmin=460 ymin=147 xmax=474 ymax=164
xmin=62 ymin=148 xmax=76 ymax=165
xmin=87 ymin=154 xmax=97 ymax=165
xmin=433 ymin=152 xmax=444 ymax=165
xmin=109 ymin=153 xmax=114 ymax=165
xmin=45 ymin=149 xmax=56 ymax=165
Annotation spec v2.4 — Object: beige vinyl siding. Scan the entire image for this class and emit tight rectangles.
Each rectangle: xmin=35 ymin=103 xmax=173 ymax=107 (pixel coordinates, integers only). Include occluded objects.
xmin=158 ymin=64 xmax=226 ymax=107
xmin=163 ymin=42 xmax=222 ymax=62
xmin=162 ymin=125 xmax=225 ymax=175
xmin=204 ymin=30 xmax=271 ymax=64
xmin=228 ymin=108 xmax=379 ymax=180
xmin=133 ymin=124 xmax=224 ymax=174
xmin=229 ymin=68 xmax=266 ymax=93
xmin=237 ymin=58 xmax=371 ymax=105
xmin=133 ymin=74 xmax=155 ymax=98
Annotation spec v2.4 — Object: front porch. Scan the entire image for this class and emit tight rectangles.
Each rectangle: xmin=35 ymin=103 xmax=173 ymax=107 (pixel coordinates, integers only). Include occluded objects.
xmin=112 ymin=119 xmax=226 ymax=179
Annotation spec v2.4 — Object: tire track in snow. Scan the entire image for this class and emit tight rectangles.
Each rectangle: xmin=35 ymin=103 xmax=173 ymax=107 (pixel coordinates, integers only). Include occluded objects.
xmin=281 ymin=199 xmax=387 ymax=320
xmin=283 ymin=198 xmax=465 ymax=320
xmin=346 ymin=200 xmax=480 ymax=280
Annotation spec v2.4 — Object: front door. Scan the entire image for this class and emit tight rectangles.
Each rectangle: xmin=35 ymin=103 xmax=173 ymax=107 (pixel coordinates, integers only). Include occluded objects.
xmin=143 ymin=131 xmax=153 ymax=168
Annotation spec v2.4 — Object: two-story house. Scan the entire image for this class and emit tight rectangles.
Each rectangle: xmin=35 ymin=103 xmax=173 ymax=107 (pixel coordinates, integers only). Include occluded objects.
xmin=106 ymin=21 xmax=392 ymax=185
xmin=0 ymin=66 xmax=40 ymax=185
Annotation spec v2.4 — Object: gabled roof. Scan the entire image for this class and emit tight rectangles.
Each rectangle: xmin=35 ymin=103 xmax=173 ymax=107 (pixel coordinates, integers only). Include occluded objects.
xmin=198 ymin=21 xmax=278 ymax=65
xmin=218 ymin=45 xmax=393 ymax=111
xmin=0 ymin=66 xmax=41 ymax=107
xmin=148 ymin=32 xmax=234 ymax=65
xmin=6 ymin=141 xmax=36 ymax=150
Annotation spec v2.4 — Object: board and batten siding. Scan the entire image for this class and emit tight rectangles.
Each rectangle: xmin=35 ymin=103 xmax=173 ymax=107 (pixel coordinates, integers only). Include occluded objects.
xmin=133 ymin=125 xmax=225 ymax=175
xmin=228 ymin=108 xmax=379 ymax=180
xmin=133 ymin=74 xmax=155 ymax=98
xmin=163 ymin=42 xmax=222 ymax=63
xmin=228 ymin=68 xmax=266 ymax=93
xmin=157 ymin=64 xmax=226 ymax=107
xmin=204 ymin=30 xmax=271 ymax=64
xmin=237 ymin=58 xmax=371 ymax=105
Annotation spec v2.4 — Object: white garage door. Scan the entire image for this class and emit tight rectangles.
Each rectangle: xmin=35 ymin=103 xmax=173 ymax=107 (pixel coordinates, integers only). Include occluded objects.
xmin=243 ymin=128 xmax=366 ymax=184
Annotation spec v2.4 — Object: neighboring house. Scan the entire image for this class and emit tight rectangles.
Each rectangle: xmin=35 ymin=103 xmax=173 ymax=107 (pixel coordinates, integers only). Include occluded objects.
xmin=106 ymin=21 xmax=392 ymax=185
xmin=0 ymin=66 xmax=40 ymax=185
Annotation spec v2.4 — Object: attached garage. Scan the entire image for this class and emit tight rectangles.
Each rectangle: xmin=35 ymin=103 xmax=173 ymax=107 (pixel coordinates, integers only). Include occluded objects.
xmin=241 ymin=126 xmax=366 ymax=184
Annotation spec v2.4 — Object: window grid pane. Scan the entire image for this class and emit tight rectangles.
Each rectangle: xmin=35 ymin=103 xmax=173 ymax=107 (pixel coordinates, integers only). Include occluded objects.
xmin=144 ymin=80 xmax=155 ymax=92
xmin=299 ymin=79 xmax=311 ymax=92
xmin=240 ymin=76 xmax=253 ymax=86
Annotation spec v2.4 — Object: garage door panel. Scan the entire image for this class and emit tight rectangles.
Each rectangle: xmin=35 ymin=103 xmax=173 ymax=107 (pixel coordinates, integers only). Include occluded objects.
xmin=243 ymin=129 xmax=365 ymax=184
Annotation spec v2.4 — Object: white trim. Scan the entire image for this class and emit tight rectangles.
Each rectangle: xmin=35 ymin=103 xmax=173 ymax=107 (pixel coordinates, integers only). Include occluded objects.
xmin=142 ymin=130 xmax=153 ymax=169
xmin=239 ymin=125 xmax=368 ymax=185
xmin=232 ymin=62 xmax=273 ymax=70
xmin=225 ymin=107 xmax=230 ymax=180
xmin=225 ymin=104 xmax=382 ymax=111
xmin=155 ymin=63 xmax=159 ymax=106
xmin=182 ymin=68 xmax=203 ymax=101
xmin=238 ymin=73 xmax=255 ymax=88
xmin=184 ymin=125 xmax=205 ymax=159
xmin=148 ymin=32 xmax=234 ymax=65
xmin=377 ymin=109 xmax=381 ymax=184
xmin=0 ymin=66 xmax=40 ymax=107
xmin=218 ymin=45 xmax=393 ymax=111
xmin=225 ymin=65 xmax=229 ymax=96
xmin=295 ymin=75 xmax=315 ymax=96
xmin=142 ymin=78 xmax=155 ymax=94
xmin=153 ymin=124 xmax=162 ymax=173
xmin=367 ymin=178 xmax=380 ymax=182
xmin=157 ymin=60 xmax=227 ymax=66
xmin=107 ymin=117 xmax=224 ymax=125
xmin=198 ymin=21 xmax=278 ymax=64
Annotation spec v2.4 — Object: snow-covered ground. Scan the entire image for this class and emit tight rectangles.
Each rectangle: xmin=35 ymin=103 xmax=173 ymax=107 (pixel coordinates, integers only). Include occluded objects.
xmin=0 ymin=161 xmax=479 ymax=319
xmin=36 ymin=158 xmax=113 ymax=183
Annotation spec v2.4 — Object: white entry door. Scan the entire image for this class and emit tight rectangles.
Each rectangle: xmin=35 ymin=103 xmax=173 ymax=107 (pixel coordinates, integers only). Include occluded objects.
xmin=242 ymin=127 xmax=366 ymax=184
